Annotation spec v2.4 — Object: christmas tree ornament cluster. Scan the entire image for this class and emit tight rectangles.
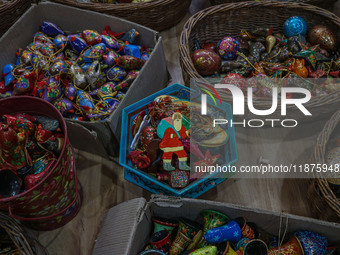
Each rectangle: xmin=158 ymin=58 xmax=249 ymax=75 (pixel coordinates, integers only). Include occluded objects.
xmin=191 ymin=16 xmax=340 ymax=98
xmin=1 ymin=21 xmax=152 ymax=121
xmin=128 ymin=95 xmax=228 ymax=189
xmin=138 ymin=209 xmax=329 ymax=255
xmin=0 ymin=113 xmax=63 ymax=198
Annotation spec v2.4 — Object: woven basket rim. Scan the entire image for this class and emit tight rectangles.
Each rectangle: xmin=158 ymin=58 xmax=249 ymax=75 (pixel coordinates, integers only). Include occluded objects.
xmin=0 ymin=212 xmax=48 ymax=254
xmin=313 ymin=110 xmax=340 ymax=217
xmin=50 ymin=0 xmax=184 ymax=10
xmin=179 ymin=1 xmax=340 ymax=109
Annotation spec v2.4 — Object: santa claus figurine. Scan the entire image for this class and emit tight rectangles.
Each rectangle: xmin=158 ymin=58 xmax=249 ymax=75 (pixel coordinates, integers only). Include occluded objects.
xmin=157 ymin=112 xmax=190 ymax=171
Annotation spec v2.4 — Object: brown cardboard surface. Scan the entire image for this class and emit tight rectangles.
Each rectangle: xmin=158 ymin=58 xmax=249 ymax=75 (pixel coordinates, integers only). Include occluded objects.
xmin=93 ymin=196 xmax=340 ymax=255
xmin=0 ymin=2 xmax=168 ymax=158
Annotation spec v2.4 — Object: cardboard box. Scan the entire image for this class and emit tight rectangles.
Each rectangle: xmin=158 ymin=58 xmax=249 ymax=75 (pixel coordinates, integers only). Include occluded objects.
xmin=0 ymin=1 xmax=168 ymax=158
xmin=92 ymin=196 xmax=340 ymax=255
xmin=119 ymin=84 xmax=238 ymax=198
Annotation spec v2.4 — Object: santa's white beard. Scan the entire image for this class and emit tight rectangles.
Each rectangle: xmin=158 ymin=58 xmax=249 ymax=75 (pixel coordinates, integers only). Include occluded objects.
xmin=174 ymin=120 xmax=182 ymax=131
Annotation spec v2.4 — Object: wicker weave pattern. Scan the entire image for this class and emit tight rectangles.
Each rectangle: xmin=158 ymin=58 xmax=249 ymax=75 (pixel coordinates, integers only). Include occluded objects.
xmin=209 ymin=0 xmax=336 ymax=10
xmin=179 ymin=1 xmax=340 ymax=121
xmin=0 ymin=0 xmax=31 ymax=37
xmin=307 ymin=110 xmax=340 ymax=223
xmin=0 ymin=212 xmax=48 ymax=255
xmin=46 ymin=0 xmax=191 ymax=31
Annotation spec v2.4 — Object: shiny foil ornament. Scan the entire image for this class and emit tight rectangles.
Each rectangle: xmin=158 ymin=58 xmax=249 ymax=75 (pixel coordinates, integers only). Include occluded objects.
xmin=103 ymin=50 xmax=120 ymax=66
xmin=68 ymin=34 xmax=88 ymax=54
xmin=86 ymin=60 xmax=102 ymax=89
xmin=40 ymin=21 xmax=64 ymax=37
xmin=43 ymin=77 xmax=62 ymax=102
xmin=83 ymin=43 xmax=107 ymax=63
xmin=82 ymin=29 xmax=101 ymax=45
xmin=71 ymin=64 xmax=87 ymax=89
xmin=54 ymin=34 xmax=68 ymax=49
xmin=308 ymin=25 xmax=338 ymax=52
xmin=106 ymin=66 xmax=127 ymax=82
xmin=217 ymin=37 xmax=240 ymax=60
xmin=191 ymin=49 xmax=221 ymax=76
xmin=100 ymin=34 xmax=121 ymax=51
xmin=117 ymin=55 xmax=145 ymax=70
xmin=283 ymin=16 xmax=307 ymax=38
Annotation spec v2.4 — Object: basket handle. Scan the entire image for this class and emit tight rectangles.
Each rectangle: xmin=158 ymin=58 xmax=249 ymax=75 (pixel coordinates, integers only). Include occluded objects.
xmin=8 ymin=162 xmax=79 ymax=222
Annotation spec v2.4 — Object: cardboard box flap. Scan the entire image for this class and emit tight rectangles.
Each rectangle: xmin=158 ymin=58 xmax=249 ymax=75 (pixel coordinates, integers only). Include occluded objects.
xmin=92 ymin=198 xmax=147 ymax=255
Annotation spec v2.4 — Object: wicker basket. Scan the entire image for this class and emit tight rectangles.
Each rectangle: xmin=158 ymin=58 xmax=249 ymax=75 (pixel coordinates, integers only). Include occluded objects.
xmin=179 ymin=1 xmax=340 ymax=121
xmin=307 ymin=110 xmax=340 ymax=223
xmin=45 ymin=0 xmax=191 ymax=31
xmin=0 ymin=0 xmax=31 ymax=37
xmin=0 ymin=212 xmax=48 ymax=255
xmin=209 ymin=0 xmax=336 ymax=10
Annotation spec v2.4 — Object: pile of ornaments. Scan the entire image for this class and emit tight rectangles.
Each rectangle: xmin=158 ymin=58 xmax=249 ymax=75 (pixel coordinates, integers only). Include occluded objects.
xmin=192 ymin=16 xmax=340 ymax=97
xmin=0 ymin=21 xmax=151 ymax=121
xmin=139 ymin=209 xmax=332 ymax=255
xmin=0 ymin=113 xmax=63 ymax=198
xmin=128 ymin=94 xmax=229 ymax=189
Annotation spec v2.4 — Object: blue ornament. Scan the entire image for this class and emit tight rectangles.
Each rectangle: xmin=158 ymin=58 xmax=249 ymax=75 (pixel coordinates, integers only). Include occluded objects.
xmin=124 ymin=45 xmax=141 ymax=59
xmin=40 ymin=21 xmax=64 ymax=37
xmin=106 ymin=66 xmax=126 ymax=82
xmin=295 ymin=231 xmax=327 ymax=255
xmin=121 ymin=29 xmax=140 ymax=44
xmin=54 ymin=35 xmax=68 ymax=49
xmin=83 ymin=43 xmax=106 ymax=63
xmin=141 ymin=51 xmax=150 ymax=61
xmin=203 ymin=220 xmax=241 ymax=243
xmin=217 ymin=37 xmax=240 ymax=60
xmin=2 ymin=64 xmax=14 ymax=87
xmin=100 ymin=35 xmax=121 ymax=51
xmin=81 ymin=63 xmax=91 ymax=72
xmin=283 ymin=16 xmax=308 ymax=38
xmin=68 ymin=34 xmax=88 ymax=54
